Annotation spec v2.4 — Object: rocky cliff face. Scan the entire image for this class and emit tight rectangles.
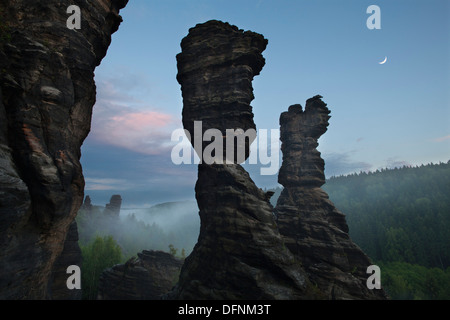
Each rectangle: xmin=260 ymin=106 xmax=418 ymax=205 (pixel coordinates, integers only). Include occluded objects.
xmin=275 ymin=96 xmax=387 ymax=299
xmin=98 ymin=251 xmax=184 ymax=300
xmin=170 ymin=164 xmax=319 ymax=299
xmin=169 ymin=20 xmax=317 ymax=300
xmin=48 ymin=221 xmax=82 ymax=300
xmin=0 ymin=0 xmax=128 ymax=299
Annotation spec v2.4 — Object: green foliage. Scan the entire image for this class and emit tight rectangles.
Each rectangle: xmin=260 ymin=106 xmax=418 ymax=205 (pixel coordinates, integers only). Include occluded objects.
xmin=323 ymin=161 xmax=450 ymax=269
xmin=168 ymin=244 xmax=178 ymax=256
xmin=321 ymin=161 xmax=450 ymax=300
xmin=168 ymin=244 xmax=186 ymax=259
xmin=76 ymin=203 xmax=191 ymax=299
xmin=80 ymin=235 xmax=122 ymax=300
xmin=380 ymin=261 xmax=450 ymax=300
xmin=270 ymin=161 xmax=450 ymax=300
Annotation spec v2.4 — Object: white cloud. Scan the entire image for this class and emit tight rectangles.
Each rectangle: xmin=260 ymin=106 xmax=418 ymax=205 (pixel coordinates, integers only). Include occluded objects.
xmin=323 ymin=152 xmax=373 ymax=177
xmin=84 ymin=178 xmax=134 ymax=191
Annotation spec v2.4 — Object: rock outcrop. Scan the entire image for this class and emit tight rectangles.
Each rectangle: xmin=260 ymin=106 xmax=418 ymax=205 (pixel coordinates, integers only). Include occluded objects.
xmin=105 ymin=194 xmax=122 ymax=217
xmin=169 ymin=20 xmax=316 ymax=300
xmin=48 ymin=221 xmax=82 ymax=300
xmin=98 ymin=251 xmax=183 ymax=300
xmin=82 ymin=195 xmax=93 ymax=213
xmin=274 ymin=96 xmax=387 ymax=299
xmin=170 ymin=164 xmax=317 ymax=299
xmin=0 ymin=0 xmax=128 ymax=299
xmin=177 ymin=20 xmax=268 ymax=163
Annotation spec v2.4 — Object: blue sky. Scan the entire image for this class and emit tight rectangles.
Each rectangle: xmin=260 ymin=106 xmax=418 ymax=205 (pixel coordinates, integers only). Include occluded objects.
xmin=81 ymin=0 xmax=450 ymax=207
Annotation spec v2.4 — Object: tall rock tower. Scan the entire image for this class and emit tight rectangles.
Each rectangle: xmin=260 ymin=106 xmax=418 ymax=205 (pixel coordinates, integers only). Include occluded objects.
xmin=170 ymin=20 xmax=315 ymax=300
xmin=275 ymin=96 xmax=387 ymax=299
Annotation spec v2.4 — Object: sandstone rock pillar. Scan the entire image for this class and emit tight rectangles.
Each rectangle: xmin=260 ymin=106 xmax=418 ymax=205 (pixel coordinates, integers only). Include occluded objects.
xmin=170 ymin=20 xmax=314 ymax=300
xmin=275 ymin=96 xmax=387 ymax=299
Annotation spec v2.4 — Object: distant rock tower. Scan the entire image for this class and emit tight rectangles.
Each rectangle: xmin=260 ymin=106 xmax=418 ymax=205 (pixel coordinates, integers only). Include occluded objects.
xmin=82 ymin=195 xmax=93 ymax=213
xmin=105 ymin=195 xmax=122 ymax=217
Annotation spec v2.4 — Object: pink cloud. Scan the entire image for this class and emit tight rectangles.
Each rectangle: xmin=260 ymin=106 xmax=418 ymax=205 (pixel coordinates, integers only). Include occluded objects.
xmin=90 ymin=107 xmax=179 ymax=155
xmin=434 ymin=135 xmax=450 ymax=143
xmin=87 ymin=75 xmax=183 ymax=155
xmin=111 ymin=111 xmax=172 ymax=129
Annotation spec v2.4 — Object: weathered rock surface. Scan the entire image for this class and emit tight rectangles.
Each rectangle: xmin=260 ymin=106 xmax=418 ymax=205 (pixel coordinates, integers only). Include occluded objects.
xmin=97 ymin=250 xmax=183 ymax=300
xmin=169 ymin=20 xmax=317 ymax=300
xmin=169 ymin=164 xmax=317 ymax=299
xmin=0 ymin=0 xmax=128 ymax=299
xmin=48 ymin=221 xmax=82 ymax=300
xmin=275 ymin=96 xmax=387 ymax=299
xmin=278 ymin=97 xmax=331 ymax=188
xmin=177 ymin=20 xmax=268 ymax=163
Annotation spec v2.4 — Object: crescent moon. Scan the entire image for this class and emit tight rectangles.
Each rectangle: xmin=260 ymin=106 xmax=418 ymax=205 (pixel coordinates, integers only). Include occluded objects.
xmin=379 ymin=56 xmax=388 ymax=64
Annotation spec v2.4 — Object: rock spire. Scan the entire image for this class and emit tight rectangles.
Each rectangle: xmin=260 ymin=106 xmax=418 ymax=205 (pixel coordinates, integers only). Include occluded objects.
xmin=275 ymin=96 xmax=387 ymax=299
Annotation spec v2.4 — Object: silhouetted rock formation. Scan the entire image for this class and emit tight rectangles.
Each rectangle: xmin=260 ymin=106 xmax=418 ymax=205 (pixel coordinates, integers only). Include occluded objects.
xmin=170 ymin=164 xmax=316 ymax=299
xmin=0 ymin=0 xmax=128 ymax=299
xmin=82 ymin=195 xmax=93 ymax=213
xmin=105 ymin=194 xmax=122 ymax=217
xmin=98 ymin=251 xmax=183 ymax=300
xmin=278 ymin=97 xmax=331 ymax=188
xmin=169 ymin=20 xmax=316 ymax=300
xmin=171 ymin=21 xmax=387 ymax=299
xmin=275 ymin=96 xmax=387 ymax=299
xmin=177 ymin=20 xmax=268 ymax=162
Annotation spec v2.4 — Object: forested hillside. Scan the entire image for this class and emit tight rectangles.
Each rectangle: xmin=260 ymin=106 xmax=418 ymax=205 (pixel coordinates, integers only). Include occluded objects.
xmin=324 ymin=161 xmax=450 ymax=299
xmin=323 ymin=161 xmax=450 ymax=269
xmin=272 ymin=161 xmax=450 ymax=299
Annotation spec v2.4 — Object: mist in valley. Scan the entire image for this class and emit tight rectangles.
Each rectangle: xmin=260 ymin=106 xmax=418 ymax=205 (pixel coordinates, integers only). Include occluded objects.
xmin=120 ymin=201 xmax=200 ymax=237
xmin=77 ymin=200 xmax=200 ymax=260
